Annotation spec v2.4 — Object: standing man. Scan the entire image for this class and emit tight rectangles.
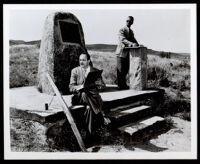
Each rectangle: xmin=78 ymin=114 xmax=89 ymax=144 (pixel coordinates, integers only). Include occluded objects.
xmin=115 ymin=16 xmax=139 ymax=90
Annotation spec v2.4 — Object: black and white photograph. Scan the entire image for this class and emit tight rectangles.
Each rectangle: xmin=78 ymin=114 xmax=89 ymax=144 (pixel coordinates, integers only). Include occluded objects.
xmin=3 ymin=4 xmax=197 ymax=159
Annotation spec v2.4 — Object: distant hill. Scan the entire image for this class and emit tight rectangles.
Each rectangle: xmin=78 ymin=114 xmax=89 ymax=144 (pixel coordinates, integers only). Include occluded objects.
xmin=9 ymin=40 xmax=189 ymax=59
xmin=10 ymin=40 xmax=26 ymax=45
xmin=10 ymin=40 xmax=41 ymax=46
xmin=86 ymin=44 xmax=117 ymax=52
xmin=147 ymin=49 xmax=190 ymax=59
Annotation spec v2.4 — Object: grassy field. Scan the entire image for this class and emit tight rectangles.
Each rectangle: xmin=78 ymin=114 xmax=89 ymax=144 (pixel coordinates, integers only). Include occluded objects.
xmin=89 ymin=50 xmax=190 ymax=119
xmin=9 ymin=44 xmax=190 ymax=116
xmin=9 ymin=44 xmax=191 ymax=123
xmin=9 ymin=44 xmax=39 ymax=88
xmin=9 ymin=43 xmax=191 ymax=152
xmin=147 ymin=55 xmax=190 ymax=120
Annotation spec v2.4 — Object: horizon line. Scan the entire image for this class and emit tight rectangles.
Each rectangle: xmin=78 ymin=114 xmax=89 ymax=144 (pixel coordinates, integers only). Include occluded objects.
xmin=9 ymin=39 xmax=190 ymax=54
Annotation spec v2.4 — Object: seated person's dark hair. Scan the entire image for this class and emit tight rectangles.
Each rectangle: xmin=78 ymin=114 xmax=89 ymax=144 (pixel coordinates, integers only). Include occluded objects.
xmin=79 ymin=53 xmax=90 ymax=60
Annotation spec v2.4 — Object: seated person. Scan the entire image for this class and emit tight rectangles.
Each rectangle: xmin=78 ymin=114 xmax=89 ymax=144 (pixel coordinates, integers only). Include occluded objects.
xmin=69 ymin=53 xmax=111 ymax=138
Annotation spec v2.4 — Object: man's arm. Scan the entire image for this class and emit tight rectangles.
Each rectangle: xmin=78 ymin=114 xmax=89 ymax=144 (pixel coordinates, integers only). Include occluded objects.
xmin=119 ymin=28 xmax=133 ymax=46
xmin=69 ymin=69 xmax=83 ymax=93
xmin=119 ymin=28 xmax=139 ymax=47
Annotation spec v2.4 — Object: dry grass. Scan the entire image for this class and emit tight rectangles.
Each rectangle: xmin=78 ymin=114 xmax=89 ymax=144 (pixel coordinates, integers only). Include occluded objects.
xmin=9 ymin=46 xmax=190 ymax=92
xmin=147 ymin=55 xmax=190 ymax=120
xmin=9 ymin=45 xmax=191 ymax=152
xmin=89 ymin=50 xmax=117 ymax=84
xmin=147 ymin=55 xmax=190 ymax=90
xmin=9 ymin=45 xmax=190 ymax=102
xmin=9 ymin=45 xmax=190 ymax=113
xmin=10 ymin=118 xmax=57 ymax=152
xmin=9 ymin=45 xmax=39 ymax=88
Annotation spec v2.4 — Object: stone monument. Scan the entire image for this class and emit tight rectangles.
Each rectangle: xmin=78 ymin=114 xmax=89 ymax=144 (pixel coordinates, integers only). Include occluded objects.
xmin=38 ymin=12 xmax=88 ymax=95
xmin=128 ymin=46 xmax=148 ymax=90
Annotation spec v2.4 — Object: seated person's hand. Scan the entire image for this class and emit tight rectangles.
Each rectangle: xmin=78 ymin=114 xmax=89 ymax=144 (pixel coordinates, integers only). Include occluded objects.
xmin=130 ymin=43 xmax=139 ymax=47
xmin=103 ymin=117 xmax=111 ymax=125
xmin=95 ymin=78 xmax=105 ymax=91
xmin=95 ymin=79 xmax=101 ymax=86
xmin=75 ymin=85 xmax=84 ymax=92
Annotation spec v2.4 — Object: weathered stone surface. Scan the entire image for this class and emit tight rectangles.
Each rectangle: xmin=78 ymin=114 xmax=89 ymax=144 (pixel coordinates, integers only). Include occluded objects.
xmin=128 ymin=47 xmax=148 ymax=90
xmin=108 ymin=105 xmax=151 ymax=119
xmin=38 ymin=12 xmax=88 ymax=95
xmin=10 ymin=86 xmax=159 ymax=115
xmin=118 ymin=116 xmax=165 ymax=135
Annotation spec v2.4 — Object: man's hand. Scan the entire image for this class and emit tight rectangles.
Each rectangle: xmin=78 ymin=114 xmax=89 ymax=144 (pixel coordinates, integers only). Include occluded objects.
xmin=130 ymin=43 xmax=139 ymax=47
xmin=76 ymin=85 xmax=84 ymax=92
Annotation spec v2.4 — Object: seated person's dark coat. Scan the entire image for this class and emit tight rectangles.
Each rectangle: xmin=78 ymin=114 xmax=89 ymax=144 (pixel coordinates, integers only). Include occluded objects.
xmin=69 ymin=66 xmax=105 ymax=134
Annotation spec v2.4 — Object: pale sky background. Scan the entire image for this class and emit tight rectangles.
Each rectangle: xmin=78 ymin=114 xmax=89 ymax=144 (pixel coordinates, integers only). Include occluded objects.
xmin=8 ymin=5 xmax=191 ymax=53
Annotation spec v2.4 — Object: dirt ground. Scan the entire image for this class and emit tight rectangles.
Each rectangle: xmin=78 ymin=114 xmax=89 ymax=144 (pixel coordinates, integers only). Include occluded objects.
xmin=10 ymin=115 xmax=191 ymax=153
xmin=87 ymin=116 xmax=191 ymax=152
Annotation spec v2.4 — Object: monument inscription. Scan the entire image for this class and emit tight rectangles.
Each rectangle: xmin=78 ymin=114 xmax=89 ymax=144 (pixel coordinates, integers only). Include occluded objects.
xmin=59 ymin=21 xmax=81 ymax=44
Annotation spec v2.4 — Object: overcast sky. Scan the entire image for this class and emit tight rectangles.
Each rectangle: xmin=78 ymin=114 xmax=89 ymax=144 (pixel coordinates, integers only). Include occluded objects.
xmin=7 ymin=4 xmax=193 ymax=53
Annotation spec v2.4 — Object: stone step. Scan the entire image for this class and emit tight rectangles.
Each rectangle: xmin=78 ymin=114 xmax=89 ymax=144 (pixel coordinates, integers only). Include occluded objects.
xmin=10 ymin=105 xmax=85 ymax=124
xmin=10 ymin=86 xmax=164 ymax=124
xmin=101 ymin=89 xmax=163 ymax=111
xmin=10 ymin=108 xmax=64 ymax=124
xmin=10 ymin=86 xmax=162 ymax=112
xmin=109 ymin=101 xmax=143 ymax=113
xmin=118 ymin=116 xmax=165 ymax=138
xmin=107 ymin=105 xmax=152 ymax=127
xmin=108 ymin=105 xmax=151 ymax=119
xmin=48 ymin=90 xmax=159 ymax=113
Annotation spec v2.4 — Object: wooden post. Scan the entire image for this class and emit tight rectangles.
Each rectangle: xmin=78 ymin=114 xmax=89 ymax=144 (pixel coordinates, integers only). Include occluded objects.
xmin=46 ymin=73 xmax=87 ymax=152
xmin=128 ymin=46 xmax=148 ymax=90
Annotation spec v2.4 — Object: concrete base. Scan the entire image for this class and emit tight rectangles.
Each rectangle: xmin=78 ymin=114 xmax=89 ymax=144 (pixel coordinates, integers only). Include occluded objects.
xmin=9 ymin=86 xmax=159 ymax=124
xmin=9 ymin=86 xmax=165 ymax=150
xmin=118 ymin=116 xmax=165 ymax=143
xmin=10 ymin=86 xmax=158 ymax=111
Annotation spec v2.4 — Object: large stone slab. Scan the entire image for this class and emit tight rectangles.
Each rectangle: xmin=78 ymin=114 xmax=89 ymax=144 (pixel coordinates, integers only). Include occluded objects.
xmin=9 ymin=86 xmax=163 ymax=126
xmin=9 ymin=86 xmax=158 ymax=113
xmin=108 ymin=105 xmax=151 ymax=119
xmin=38 ymin=12 xmax=88 ymax=95
xmin=118 ymin=116 xmax=165 ymax=135
xmin=101 ymin=89 xmax=157 ymax=102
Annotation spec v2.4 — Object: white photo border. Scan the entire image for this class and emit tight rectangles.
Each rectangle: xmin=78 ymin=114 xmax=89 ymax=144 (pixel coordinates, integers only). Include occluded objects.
xmin=3 ymin=3 xmax=197 ymax=159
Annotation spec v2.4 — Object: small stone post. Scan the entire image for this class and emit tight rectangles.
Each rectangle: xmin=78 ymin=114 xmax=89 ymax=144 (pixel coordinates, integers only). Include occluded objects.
xmin=128 ymin=46 xmax=148 ymax=90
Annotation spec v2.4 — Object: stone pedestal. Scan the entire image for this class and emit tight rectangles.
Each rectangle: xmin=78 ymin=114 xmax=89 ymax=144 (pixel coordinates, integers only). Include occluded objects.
xmin=37 ymin=12 xmax=88 ymax=95
xmin=128 ymin=46 xmax=147 ymax=90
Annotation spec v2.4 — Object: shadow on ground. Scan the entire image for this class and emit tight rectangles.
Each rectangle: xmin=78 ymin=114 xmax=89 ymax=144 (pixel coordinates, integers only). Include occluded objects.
xmin=11 ymin=116 xmax=174 ymax=152
xmin=89 ymin=119 xmax=173 ymax=152
xmin=123 ymin=119 xmax=173 ymax=152
xmin=45 ymin=117 xmax=174 ymax=152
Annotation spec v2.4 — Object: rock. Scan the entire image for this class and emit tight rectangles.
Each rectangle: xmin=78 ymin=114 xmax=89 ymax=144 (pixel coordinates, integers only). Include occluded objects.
xmin=37 ymin=12 xmax=88 ymax=95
